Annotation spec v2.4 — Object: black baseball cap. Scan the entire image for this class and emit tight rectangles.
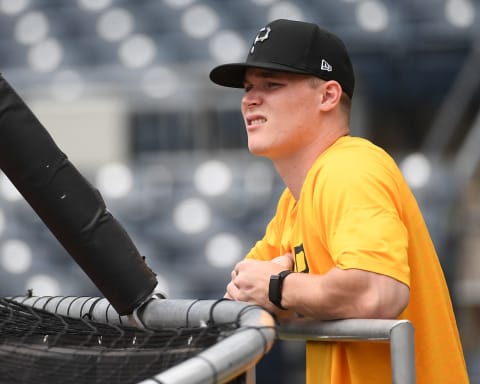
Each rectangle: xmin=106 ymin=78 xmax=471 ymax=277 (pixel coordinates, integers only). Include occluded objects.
xmin=209 ymin=19 xmax=355 ymax=98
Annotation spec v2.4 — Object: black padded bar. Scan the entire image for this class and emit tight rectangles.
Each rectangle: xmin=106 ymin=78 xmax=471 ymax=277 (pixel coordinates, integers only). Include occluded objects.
xmin=0 ymin=75 xmax=157 ymax=315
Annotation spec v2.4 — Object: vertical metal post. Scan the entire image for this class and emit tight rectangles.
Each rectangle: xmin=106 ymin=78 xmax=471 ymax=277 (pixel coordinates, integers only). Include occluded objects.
xmin=390 ymin=321 xmax=416 ymax=384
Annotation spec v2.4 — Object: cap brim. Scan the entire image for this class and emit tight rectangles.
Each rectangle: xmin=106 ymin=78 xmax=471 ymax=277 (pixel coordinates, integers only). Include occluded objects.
xmin=209 ymin=62 xmax=311 ymax=88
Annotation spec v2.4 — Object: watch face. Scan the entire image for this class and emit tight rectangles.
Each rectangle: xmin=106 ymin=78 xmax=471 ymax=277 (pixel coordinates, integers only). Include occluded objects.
xmin=269 ymin=271 xmax=291 ymax=310
xmin=269 ymin=275 xmax=282 ymax=308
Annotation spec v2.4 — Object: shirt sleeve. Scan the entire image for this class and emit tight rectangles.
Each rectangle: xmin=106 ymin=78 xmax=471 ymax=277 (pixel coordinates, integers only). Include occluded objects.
xmin=317 ymin=149 xmax=410 ymax=286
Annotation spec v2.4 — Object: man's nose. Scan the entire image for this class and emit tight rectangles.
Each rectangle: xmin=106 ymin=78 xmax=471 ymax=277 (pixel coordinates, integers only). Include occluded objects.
xmin=242 ymin=89 xmax=261 ymax=108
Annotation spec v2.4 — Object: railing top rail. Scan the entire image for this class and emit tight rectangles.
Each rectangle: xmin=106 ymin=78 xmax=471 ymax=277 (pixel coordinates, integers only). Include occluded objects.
xmin=277 ymin=318 xmax=412 ymax=342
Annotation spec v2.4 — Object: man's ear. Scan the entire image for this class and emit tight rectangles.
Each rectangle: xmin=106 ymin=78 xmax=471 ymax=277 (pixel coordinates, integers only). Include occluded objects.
xmin=319 ymin=80 xmax=342 ymax=112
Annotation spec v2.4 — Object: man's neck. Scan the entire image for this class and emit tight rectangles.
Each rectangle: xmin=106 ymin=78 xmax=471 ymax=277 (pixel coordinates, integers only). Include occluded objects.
xmin=273 ymin=129 xmax=349 ymax=200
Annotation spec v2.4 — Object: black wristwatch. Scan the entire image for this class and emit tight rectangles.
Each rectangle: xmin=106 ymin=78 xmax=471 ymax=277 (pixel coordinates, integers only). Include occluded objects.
xmin=268 ymin=270 xmax=292 ymax=310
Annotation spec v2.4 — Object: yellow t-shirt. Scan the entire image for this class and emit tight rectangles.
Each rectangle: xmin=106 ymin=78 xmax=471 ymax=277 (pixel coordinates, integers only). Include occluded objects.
xmin=246 ymin=136 xmax=468 ymax=383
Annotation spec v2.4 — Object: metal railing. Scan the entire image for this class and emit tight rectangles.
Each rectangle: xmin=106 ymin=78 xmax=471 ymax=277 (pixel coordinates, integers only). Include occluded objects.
xmin=278 ymin=318 xmax=416 ymax=384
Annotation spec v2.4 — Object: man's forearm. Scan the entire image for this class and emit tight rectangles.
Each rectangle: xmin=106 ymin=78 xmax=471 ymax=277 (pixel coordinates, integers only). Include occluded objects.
xmin=281 ymin=267 xmax=410 ymax=320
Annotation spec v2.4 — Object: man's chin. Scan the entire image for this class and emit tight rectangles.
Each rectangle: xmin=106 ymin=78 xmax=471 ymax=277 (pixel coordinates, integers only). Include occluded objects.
xmin=248 ymin=145 xmax=269 ymax=158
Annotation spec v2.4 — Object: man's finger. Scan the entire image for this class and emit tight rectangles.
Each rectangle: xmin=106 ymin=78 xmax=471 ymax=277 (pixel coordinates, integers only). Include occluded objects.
xmin=271 ymin=253 xmax=294 ymax=269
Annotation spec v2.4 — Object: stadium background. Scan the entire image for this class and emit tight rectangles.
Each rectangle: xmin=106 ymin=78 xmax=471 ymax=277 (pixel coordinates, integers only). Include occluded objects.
xmin=0 ymin=0 xmax=479 ymax=382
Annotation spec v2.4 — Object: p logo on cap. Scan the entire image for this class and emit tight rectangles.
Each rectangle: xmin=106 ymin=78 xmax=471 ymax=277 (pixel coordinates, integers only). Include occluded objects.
xmin=250 ymin=26 xmax=271 ymax=54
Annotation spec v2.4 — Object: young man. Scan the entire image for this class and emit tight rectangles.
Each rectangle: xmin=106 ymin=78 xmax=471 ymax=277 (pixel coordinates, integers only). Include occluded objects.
xmin=209 ymin=19 xmax=468 ymax=383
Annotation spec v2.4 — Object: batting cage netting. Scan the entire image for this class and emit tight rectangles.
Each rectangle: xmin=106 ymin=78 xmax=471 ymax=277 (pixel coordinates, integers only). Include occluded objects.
xmin=0 ymin=296 xmax=276 ymax=384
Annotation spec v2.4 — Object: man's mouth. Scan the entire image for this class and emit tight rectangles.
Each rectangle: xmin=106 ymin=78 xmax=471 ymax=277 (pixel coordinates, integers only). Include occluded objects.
xmin=247 ymin=117 xmax=267 ymax=126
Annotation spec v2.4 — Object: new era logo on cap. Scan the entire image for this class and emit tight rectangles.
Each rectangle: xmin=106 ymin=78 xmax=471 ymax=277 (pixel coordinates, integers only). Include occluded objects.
xmin=321 ymin=59 xmax=332 ymax=72
xmin=209 ymin=19 xmax=355 ymax=98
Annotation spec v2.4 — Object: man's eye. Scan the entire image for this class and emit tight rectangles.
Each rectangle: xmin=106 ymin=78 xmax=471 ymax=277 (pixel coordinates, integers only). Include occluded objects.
xmin=243 ymin=82 xmax=282 ymax=92
xmin=265 ymin=82 xmax=282 ymax=89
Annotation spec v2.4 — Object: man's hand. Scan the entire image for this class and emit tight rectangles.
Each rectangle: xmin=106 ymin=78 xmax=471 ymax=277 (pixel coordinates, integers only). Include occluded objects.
xmin=225 ymin=253 xmax=294 ymax=316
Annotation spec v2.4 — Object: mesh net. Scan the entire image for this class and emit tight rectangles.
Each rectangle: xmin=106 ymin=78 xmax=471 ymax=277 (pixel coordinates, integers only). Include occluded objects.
xmin=0 ymin=298 xmax=241 ymax=384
